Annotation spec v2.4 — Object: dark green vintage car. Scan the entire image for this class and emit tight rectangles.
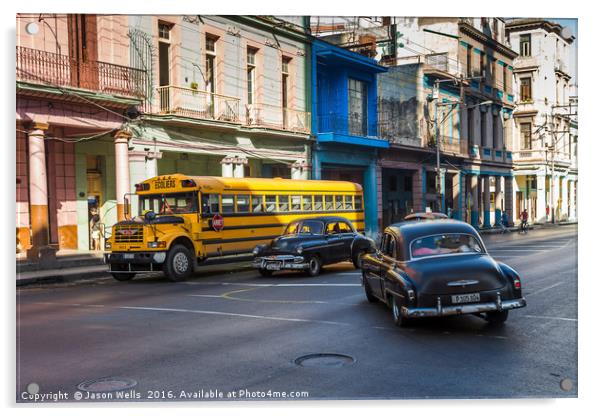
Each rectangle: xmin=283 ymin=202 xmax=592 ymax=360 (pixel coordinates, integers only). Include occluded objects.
xmin=252 ymin=216 xmax=373 ymax=277
xmin=361 ymin=219 xmax=526 ymax=326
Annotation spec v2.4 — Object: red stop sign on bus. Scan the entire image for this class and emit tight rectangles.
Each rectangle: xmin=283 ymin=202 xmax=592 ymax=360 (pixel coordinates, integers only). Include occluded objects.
xmin=212 ymin=213 xmax=224 ymax=232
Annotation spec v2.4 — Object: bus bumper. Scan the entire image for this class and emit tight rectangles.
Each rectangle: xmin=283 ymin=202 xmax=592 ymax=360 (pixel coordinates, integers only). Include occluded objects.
xmin=104 ymin=251 xmax=167 ymax=273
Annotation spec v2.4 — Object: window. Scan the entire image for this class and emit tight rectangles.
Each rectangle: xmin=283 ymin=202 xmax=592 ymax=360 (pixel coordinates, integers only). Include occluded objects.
xmin=354 ymin=195 xmax=363 ymax=210
xmin=278 ymin=195 xmax=289 ymax=212
xmin=265 ymin=195 xmax=276 ymax=212
xmin=520 ymin=123 xmax=532 ymax=150
xmin=158 ymin=23 xmax=171 ymax=40
xmin=348 ymin=78 xmax=368 ymax=136
xmin=490 ymin=57 xmax=496 ymax=87
xmin=314 ymin=195 xmax=324 ymax=211
xmin=502 ymin=64 xmax=508 ymax=92
xmin=158 ymin=23 xmax=172 ymax=87
xmin=221 ymin=195 xmax=234 ymax=213
xmin=285 ymin=220 xmax=323 ymax=235
xmin=302 ymin=195 xmax=312 ymax=211
xmin=325 ymin=195 xmax=334 ymax=211
xmin=291 ymin=195 xmax=302 ymax=211
xmin=520 ymin=34 xmax=531 ymax=57
xmin=344 ymin=195 xmax=353 ymax=210
xmin=467 ymin=107 xmax=474 ymax=147
xmin=520 ymin=77 xmax=532 ymax=102
xmin=201 ymin=194 xmax=220 ymax=214
xmin=247 ymin=47 xmax=257 ymax=105
xmin=337 ymin=221 xmax=353 ymax=233
xmin=282 ymin=56 xmax=291 ymax=108
xmin=410 ymin=233 xmax=484 ymax=259
xmin=140 ymin=192 xmax=198 ymax=215
xmin=335 ymin=195 xmax=344 ymax=210
xmin=481 ymin=109 xmax=487 ymax=144
xmin=236 ymin=195 xmax=250 ymax=213
xmin=205 ymin=35 xmax=217 ymax=93
xmin=382 ymin=233 xmax=397 ymax=258
xmin=466 ymin=45 xmax=472 ymax=76
xmin=252 ymin=195 xmax=263 ymax=213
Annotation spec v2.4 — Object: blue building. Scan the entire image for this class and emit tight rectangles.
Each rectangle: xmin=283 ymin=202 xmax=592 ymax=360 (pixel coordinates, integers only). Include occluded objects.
xmin=311 ymin=39 xmax=388 ymax=238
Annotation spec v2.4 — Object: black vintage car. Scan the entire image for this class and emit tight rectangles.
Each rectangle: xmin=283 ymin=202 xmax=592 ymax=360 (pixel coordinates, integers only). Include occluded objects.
xmin=361 ymin=219 xmax=526 ymax=326
xmin=252 ymin=216 xmax=373 ymax=277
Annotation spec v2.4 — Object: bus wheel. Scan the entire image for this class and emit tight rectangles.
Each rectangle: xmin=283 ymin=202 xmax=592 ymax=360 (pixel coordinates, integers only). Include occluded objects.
xmin=111 ymin=273 xmax=135 ymax=282
xmin=164 ymin=244 xmax=193 ymax=282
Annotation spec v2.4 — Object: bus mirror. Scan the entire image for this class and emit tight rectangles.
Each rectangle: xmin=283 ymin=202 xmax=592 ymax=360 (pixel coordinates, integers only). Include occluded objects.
xmin=124 ymin=196 xmax=130 ymax=216
xmin=144 ymin=211 xmax=157 ymax=222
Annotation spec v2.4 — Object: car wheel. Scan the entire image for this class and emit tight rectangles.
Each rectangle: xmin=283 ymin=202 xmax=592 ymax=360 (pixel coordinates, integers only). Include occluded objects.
xmin=163 ymin=244 xmax=194 ymax=282
xmin=258 ymin=268 xmax=273 ymax=277
xmin=307 ymin=255 xmax=321 ymax=277
xmin=362 ymin=274 xmax=378 ymax=303
xmin=486 ymin=310 xmax=509 ymax=326
xmin=111 ymin=272 xmax=135 ymax=282
xmin=352 ymin=251 xmax=365 ymax=269
xmin=391 ymin=295 xmax=408 ymax=327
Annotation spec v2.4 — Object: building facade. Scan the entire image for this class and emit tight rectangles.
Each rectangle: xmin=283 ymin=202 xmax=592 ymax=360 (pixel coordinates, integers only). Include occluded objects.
xmin=506 ymin=19 xmax=578 ymax=223
xmin=311 ymin=39 xmax=388 ymax=238
xmin=313 ymin=17 xmax=518 ymax=228
xmin=16 ymin=14 xmax=313 ymax=255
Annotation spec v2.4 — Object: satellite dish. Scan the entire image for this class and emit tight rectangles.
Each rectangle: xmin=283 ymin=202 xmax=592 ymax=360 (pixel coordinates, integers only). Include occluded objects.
xmin=25 ymin=22 xmax=39 ymax=35
xmin=560 ymin=26 xmax=573 ymax=40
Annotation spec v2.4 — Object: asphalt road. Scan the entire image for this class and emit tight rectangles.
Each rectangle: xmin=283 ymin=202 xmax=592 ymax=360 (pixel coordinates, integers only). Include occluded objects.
xmin=16 ymin=225 xmax=578 ymax=402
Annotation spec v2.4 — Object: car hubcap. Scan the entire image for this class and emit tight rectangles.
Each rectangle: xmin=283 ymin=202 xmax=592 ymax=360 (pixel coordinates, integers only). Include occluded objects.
xmin=393 ymin=302 xmax=399 ymax=320
xmin=173 ymin=252 xmax=189 ymax=273
xmin=310 ymin=259 xmax=318 ymax=273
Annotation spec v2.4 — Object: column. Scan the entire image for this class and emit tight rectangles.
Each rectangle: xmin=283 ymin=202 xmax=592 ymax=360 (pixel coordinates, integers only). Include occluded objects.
xmin=482 ymin=175 xmax=491 ymax=228
xmin=504 ymin=175 xmax=515 ymax=227
xmin=482 ymin=106 xmax=493 ymax=149
xmin=468 ymin=174 xmax=479 ymax=227
xmin=233 ymin=156 xmax=248 ymax=178
xmin=363 ymin=162 xmax=378 ymax=240
xmin=128 ymin=152 xmax=148 ymax=218
xmin=221 ymin=156 xmax=234 ymax=178
xmin=494 ymin=176 xmax=503 ymax=225
xmin=26 ymin=121 xmax=56 ymax=263
xmin=412 ymin=168 xmax=426 ymax=213
xmin=568 ymin=180 xmax=576 ymax=220
xmin=145 ymin=152 xmax=162 ymax=179
xmin=472 ymin=107 xmax=481 ymax=147
xmin=560 ymin=176 xmax=568 ymax=221
xmin=114 ymin=130 xmax=132 ymax=222
xmin=552 ymin=173 xmax=560 ymax=222
xmin=452 ymin=172 xmax=464 ymax=221
xmin=536 ymin=174 xmax=546 ymax=223
xmin=439 ymin=168 xmax=446 ymax=213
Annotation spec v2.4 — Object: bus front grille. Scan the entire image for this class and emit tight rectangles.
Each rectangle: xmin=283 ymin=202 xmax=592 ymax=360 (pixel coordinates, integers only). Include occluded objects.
xmin=114 ymin=224 xmax=144 ymax=243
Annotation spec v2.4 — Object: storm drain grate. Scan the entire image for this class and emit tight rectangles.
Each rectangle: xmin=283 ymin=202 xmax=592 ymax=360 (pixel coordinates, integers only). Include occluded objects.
xmin=294 ymin=353 xmax=355 ymax=367
xmin=77 ymin=377 xmax=137 ymax=393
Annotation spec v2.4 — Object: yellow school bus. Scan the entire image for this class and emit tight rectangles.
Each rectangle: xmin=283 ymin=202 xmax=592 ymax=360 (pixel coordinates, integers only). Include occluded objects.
xmin=104 ymin=174 xmax=364 ymax=281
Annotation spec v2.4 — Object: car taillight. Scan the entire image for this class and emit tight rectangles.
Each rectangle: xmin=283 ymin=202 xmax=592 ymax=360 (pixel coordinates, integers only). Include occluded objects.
xmin=513 ymin=278 xmax=521 ymax=290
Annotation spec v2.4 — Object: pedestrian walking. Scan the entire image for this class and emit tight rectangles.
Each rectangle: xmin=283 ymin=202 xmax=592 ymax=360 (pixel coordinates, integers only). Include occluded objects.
xmin=520 ymin=209 xmax=529 ymax=234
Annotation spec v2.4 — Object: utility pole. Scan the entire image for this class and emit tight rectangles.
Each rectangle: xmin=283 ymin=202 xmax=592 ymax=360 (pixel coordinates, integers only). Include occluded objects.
xmin=433 ymin=80 xmax=442 ymax=212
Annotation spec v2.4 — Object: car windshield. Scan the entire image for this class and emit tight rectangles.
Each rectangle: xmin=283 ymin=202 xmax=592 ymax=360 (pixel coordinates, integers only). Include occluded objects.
xmin=139 ymin=192 xmax=198 ymax=215
xmin=284 ymin=220 xmax=324 ymax=235
xmin=410 ymin=233 xmax=484 ymax=259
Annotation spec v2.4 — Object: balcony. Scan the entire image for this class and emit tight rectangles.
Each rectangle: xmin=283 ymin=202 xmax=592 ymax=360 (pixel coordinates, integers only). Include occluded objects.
xmin=317 ymin=113 xmax=389 ymax=148
xmin=156 ymin=86 xmax=240 ymax=123
xmin=514 ymin=149 xmax=572 ymax=164
xmin=16 ymin=46 xmax=146 ymax=99
xmin=246 ymin=103 xmax=311 ymax=133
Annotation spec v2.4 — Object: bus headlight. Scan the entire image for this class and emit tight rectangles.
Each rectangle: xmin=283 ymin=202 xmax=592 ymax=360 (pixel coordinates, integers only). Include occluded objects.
xmin=105 ymin=241 xmax=112 ymax=250
xmin=148 ymin=241 xmax=167 ymax=249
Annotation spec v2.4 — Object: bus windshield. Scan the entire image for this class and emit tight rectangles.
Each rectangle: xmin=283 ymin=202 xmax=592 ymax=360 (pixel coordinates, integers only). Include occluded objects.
xmin=139 ymin=192 xmax=199 ymax=215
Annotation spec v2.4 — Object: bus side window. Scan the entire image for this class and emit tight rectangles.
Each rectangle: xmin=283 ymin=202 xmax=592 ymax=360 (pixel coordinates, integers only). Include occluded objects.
xmin=278 ymin=195 xmax=289 ymax=212
xmin=354 ymin=195 xmax=363 ymax=210
xmin=202 ymin=194 xmax=220 ymax=214
xmin=252 ymin=195 xmax=263 ymax=213
xmin=325 ymin=195 xmax=334 ymax=211
xmin=314 ymin=195 xmax=324 ymax=211
xmin=266 ymin=195 xmax=276 ymax=212
xmin=222 ymin=195 xmax=234 ymax=213
xmin=236 ymin=194 xmax=250 ymax=213
xmin=302 ymin=195 xmax=312 ymax=211
xmin=335 ymin=195 xmax=343 ymax=210
xmin=344 ymin=195 xmax=353 ymax=210
xmin=291 ymin=195 xmax=302 ymax=211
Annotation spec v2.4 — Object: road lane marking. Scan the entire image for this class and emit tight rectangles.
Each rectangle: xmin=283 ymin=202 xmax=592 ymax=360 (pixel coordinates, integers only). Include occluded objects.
xmin=527 ymin=281 xmax=565 ymax=296
xmin=523 ymin=314 xmax=577 ymax=322
xmin=179 ymin=282 xmax=361 ymax=287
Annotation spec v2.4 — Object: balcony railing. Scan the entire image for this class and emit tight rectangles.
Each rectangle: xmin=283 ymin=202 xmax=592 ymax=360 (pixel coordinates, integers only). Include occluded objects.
xmin=156 ymin=86 xmax=240 ymax=123
xmin=515 ymin=149 xmax=572 ymax=163
xmin=318 ymin=113 xmax=386 ymax=139
xmin=246 ymin=103 xmax=310 ymax=133
xmin=16 ymin=46 xmax=146 ymax=99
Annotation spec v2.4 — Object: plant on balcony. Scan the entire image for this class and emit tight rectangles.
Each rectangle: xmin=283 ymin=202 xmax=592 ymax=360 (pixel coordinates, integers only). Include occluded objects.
xmin=190 ymin=81 xmax=198 ymax=90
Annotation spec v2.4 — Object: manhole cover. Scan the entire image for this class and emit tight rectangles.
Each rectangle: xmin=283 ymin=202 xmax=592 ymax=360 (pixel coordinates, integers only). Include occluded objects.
xmin=77 ymin=377 xmax=137 ymax=393
xmin=294 ymin=353 xmax=355 ymax=367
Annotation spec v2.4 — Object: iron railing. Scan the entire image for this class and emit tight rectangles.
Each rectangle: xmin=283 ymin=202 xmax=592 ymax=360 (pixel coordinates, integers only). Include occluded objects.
xmin=317 ymin=113 xmax=386 ymax=140
xmin=16 ymin=46 xmax=147 ymax=99
xmin=246 ymin=103 xmax=311 ymax=133
xmin=156 ymin=86 xmax=240 ymax=123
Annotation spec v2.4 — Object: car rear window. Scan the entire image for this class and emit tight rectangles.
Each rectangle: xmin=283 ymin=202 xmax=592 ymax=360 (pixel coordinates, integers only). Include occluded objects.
xmin=410 ymin=233 xmax=484 ymax=259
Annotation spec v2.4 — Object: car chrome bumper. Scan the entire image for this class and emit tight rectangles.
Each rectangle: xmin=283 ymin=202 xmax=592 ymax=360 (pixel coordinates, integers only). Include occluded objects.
xmin=402 ymin=296 xmax=526 ymax=318
xmin=253 ymin=255 xmax=308 ymax=271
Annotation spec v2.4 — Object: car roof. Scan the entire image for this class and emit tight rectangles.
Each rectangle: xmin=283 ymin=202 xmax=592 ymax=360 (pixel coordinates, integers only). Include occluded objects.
xmin=386 ymin=219 xmax=480 ymax=242
xmin=404 ymin=212 xmax=448 ymax=220
xmin=290 ymin=216 xmax=351 ymax=223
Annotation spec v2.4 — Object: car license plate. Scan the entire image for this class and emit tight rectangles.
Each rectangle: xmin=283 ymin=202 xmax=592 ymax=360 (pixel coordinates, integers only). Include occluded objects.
xmin=123 ymin=254 xmax=134 ymax=259
xmin=266 ymin=262 xmax=281 ymax=271
xmin=451 ymin=293 xmax=480 ymax=304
